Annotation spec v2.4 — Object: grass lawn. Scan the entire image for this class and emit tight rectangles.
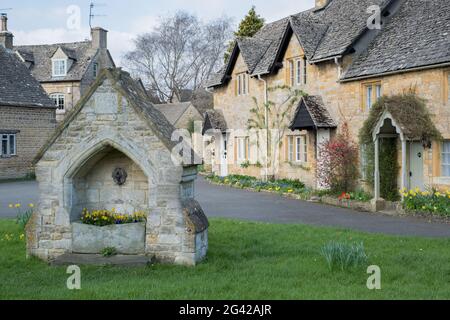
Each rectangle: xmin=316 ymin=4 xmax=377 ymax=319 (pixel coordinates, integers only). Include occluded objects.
xmin=0 ymin=218 xmax=449 ymax=300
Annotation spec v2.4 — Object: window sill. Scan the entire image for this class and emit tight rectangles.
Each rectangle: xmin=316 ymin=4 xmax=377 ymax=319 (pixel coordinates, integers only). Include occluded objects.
xmin=0 ymin=155 xmax=18 ymax=159
xmin=287 ymin=161 xmax=311 ymax=170
xmin=434 ymin=177 xmax=450 ymax=185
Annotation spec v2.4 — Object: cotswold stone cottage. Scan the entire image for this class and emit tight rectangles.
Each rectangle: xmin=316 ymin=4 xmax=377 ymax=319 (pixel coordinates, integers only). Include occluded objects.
xmin=0 ymin=45 xmax=56 ymax=180
xmin=28 ymin=68 xmax=208 ymax=266
xmin=0 ymin=15 xmax=115 ymax=122
xmin=206 ymin=0 xmax=450 ymax=196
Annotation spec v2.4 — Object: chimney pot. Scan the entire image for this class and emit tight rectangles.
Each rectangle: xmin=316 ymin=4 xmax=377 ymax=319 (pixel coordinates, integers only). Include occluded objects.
xmin=1 ymin=14 xmax=8 ymax=32
xmin=0 ymin=14 xmax=13 ymax=49
xmin=91 ymin=27 xmax=108 ymax=50
xmin=315 ymin=0 xmax=330 ymax=10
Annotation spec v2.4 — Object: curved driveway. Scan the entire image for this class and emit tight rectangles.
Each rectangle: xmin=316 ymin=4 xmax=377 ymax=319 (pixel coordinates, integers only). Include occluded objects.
xmin=0 ymin=178 xmax=449 ymax=238
xmin=195 ymin=177 xmax=450 ymax=238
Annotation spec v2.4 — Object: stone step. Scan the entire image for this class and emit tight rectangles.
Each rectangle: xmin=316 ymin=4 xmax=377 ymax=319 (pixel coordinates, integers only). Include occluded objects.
xmin=51 ymin=253 xmax=154 ymax=267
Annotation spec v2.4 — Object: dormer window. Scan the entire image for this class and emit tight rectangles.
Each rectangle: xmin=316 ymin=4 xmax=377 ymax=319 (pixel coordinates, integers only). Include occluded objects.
xmin=52 ymin=59 xmax=67 ymax=77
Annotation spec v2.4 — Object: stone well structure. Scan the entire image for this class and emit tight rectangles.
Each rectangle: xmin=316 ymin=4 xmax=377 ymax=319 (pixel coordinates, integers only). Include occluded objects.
xmin=27 ymin=68 xmax=208 ymax=266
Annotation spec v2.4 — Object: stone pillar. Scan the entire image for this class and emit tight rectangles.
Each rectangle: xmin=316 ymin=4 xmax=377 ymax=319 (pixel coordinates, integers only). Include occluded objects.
xmin=374 ymin=136 xmax=380 ymax=200
xmin=401 ymin=139 xmax=408 ymax=198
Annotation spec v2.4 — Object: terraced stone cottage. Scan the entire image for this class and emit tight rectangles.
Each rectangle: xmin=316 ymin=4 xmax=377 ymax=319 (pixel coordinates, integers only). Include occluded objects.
xmin=27 ymin=68 xmax=209 ymax=266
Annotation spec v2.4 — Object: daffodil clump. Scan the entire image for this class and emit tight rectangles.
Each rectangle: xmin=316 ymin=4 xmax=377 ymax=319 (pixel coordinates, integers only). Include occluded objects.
xmin=401 ymin=188 xmax=450 ymax=217
xmin=81 ymin=208 xmax=147 ymax=226
xmin=9 ymin=203 xmax=35 ymax=230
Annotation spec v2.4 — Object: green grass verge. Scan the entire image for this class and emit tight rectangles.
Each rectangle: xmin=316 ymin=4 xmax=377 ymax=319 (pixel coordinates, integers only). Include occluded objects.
xmin=0 ymin=218 xmax=449 ymax=300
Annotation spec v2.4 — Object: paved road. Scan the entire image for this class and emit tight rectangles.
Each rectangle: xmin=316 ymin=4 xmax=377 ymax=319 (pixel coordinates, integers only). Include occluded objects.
xmin=0 ymin=178 xmax=449 ymax=238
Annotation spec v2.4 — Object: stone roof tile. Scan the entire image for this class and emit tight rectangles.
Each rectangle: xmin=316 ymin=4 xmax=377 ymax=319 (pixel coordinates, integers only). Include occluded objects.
xmin=0 ymin=46 xmax=55 ymax=108
xmin=14 ymin=41 xmax=97 ymax=82
xmin=343 ymin=0 xmax=450 ymax=80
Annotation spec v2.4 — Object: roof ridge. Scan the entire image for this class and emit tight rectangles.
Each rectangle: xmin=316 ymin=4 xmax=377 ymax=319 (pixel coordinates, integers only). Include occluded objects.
xmin=14 ymin=40 xmax=91 ymax=48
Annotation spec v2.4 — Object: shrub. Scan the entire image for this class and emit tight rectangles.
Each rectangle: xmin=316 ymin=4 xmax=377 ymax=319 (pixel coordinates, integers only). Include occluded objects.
xmin=317 ymin=123 xmax=360 ymax=193
xmin=101 ymin=247 xmax=118 ymax=257
xmin=81 ymin=209 xmax=147 ymax=227
xmin=402 ymin=188 xmax=450 ymax=217
xmin=321 ymin=241 xmax=368 ymax=271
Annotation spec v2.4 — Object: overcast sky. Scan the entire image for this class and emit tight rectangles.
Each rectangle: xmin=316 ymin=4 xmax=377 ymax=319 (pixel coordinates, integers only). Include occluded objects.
xmin=2 ymin=0 xmax=315 ymax=65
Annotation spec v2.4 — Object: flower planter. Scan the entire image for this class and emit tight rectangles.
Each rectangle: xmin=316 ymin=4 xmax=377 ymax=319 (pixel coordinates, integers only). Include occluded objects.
xmin=72 ymin=222 xmax=146 ymax=255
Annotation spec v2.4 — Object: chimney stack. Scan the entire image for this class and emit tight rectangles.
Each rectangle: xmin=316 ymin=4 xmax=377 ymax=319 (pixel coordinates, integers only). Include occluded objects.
xmin=0 ymin=14 xmax=13 ymax=50
xmin=315 ymin=0 xmax=330 ymax=10
xmin=91 ymin=27 xmax=108 ymax=50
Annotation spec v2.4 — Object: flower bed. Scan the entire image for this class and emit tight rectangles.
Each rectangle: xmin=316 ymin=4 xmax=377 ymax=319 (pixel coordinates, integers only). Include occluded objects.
xmin=401 ymin=188 xmax=450 ymax=217
xmin=81 ymin=209 xmax=146 ymax=226
xmin=206 ymin=174 xmax=312 ymax=199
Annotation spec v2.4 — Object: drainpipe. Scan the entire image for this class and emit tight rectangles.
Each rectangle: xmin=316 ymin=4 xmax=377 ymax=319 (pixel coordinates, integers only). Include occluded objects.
xmin=334 ymin=56 xmax=343 ymax=79
xmin=257 ymin=75 xmax=269 ymax=182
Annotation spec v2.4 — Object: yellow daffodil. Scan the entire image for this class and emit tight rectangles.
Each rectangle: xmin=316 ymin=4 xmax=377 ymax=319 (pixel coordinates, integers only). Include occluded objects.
xmin=29 ymin=203 xmax=34 ymax=208
xmin=15 ymin=204 xmax=21 ymax=208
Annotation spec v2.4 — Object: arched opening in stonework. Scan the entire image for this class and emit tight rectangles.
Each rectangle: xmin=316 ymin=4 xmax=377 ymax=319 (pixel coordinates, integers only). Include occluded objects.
xmin=67 ymin=145 xmax=149 ymax=221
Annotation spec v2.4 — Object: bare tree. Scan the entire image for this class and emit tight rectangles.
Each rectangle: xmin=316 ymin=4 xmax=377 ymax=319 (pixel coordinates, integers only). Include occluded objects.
xmin=124 ymin=11 xmax=232 ymax=103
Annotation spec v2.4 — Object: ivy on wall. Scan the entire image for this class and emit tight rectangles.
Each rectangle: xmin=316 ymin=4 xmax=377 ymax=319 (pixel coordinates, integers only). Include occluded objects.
xmin=379 ymin=138 xmax=400 ymax=201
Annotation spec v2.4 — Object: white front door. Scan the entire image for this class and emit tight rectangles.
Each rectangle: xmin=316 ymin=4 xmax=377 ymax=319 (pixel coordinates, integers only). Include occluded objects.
xmin=409 ymin=142 xmax=424 ymax=190
xmin=220 ymin=134 xmax=228 ymax=177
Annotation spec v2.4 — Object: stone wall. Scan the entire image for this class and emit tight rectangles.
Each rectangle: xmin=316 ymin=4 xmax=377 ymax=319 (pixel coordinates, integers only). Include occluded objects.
xmin=0 ymin=105 xmax=56 ymax=180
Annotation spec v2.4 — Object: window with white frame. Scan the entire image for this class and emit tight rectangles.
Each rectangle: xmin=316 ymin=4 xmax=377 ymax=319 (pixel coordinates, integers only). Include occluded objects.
xmin=376 ymin=84 xmax=382 ymax=99
xmin=363 ymin=82 xmax=382 ymax=110
xmin=303 ymin=58 xmax=307 ymax=85
xmin=52 ymin=59 xmax=67 ymax=77
xmin=50 ymin=93 xmax=65 ymax=113
xmin=296 ymin=59 xmax=302 ymax=85
xmin=288 ymin=136 xmax=294 ymax=161
xmin=288 ymin=60 xmax=295 ymax=86
xmin=236 ymin=73 xmax=249 ymax=96
xmin=442 ymin=141 xmax=450 ymax=177
xmin=287 ymin=58 xmax=304 ymax=86
xmin=447 ymin=72 xmax=450 ymax=104
xmin=366 ymin=85 xmax=373 ymax=110
xmin=296 ymin=136 xmax=307 ymax=163
xmin=236 ymin=137 xmax=249 ymax=162
xmin=287 ymin=135 xmax=307 ymax=163
xmin=1 ymin=133 xmax=17 ymax=157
